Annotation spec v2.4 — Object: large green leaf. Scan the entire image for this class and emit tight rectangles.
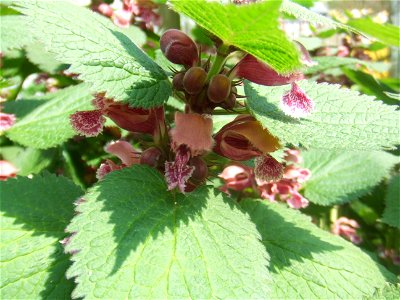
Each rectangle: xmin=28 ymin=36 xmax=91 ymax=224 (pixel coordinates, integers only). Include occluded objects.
xmin=25 ymin=42 xmax=67 ymax=73
xmin=14 ymin=0 xmax=171 ymax=107
xmin=6 ymin=84 xmax=93 ymax=149
xmin=347 ymin=18 xmax=400 ymax=47
xmin=245 ymin=80 xmax=400 ymax=150
xmin=382 ymin=175 xmax=400 ymax=228
xmin=66 ymin=165 xmax=270 ymax=299
xmin=302 ymin=150 xmax=398 ymax=205
xmin=241 ymin=200 xmax=396 ymax=299
xmin=367 ymin=284 xmax=400 ymax=300
xmin=0 ymin=15 xmax=32 ymax=53
xmin=170 ymin=0 xmax=301 ymax=74
xmin=0 ymin=173 xmax=83 ymax=299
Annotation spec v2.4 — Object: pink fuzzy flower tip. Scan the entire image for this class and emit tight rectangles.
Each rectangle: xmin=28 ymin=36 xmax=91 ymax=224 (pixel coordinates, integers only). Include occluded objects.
xmin=281 ymin=82 xmax=314 ymax=119
xmin=254 ymin=154 xmax=284 ymax=182
xmin=0 ymin=112 xmax=16 ymax=131
xmin=165 ymin=145 xmax=195 ymax=193
xmin=0 ymin=160 xmax=17 ymax=180
xmin=70 ymin=110 xmax=105 ymax=137
xmin=219 ymin=164 xmax=255 ymax=192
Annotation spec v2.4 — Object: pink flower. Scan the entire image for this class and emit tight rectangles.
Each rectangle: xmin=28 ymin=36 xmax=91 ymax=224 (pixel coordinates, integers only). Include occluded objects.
xmin=337 ymin=45 xmax=350 ymax=57
xmin=332 ymin=217 xmax=362 ymax=244
xmin=0 ymin=160 xmax=17 ymax=180
xmin=97 ymin=3 xmax=114 ymax=17
xmin=283 ymin=165 xmax=311 ymax=183
xmin=281 ymin=82 xmax=314 ymax=119
xmin=235 ymin=54 xmax=304 ymax=86
xmin=283 ymin=149 xmax=303 ymax=164
xmin=112 ymin=9 xmax=133 ymax=28
xmin=96 ymin=140 xmax=140 ymax=180
xmin=219 ymin=164 xmax=255 ymax=192
xmin=284 ymin=192 xmax=309 ymax=209
xmin=213 ymin=115 xmax=280 ymax=161
xmin=70 ymin=94 xmax=164 ymax=137
xmin=0 ymin=112 xmax=16 ymax=131
xmin=170 ymin=112 xmax=213 ymax=156
xmin=165 ymin=145 xmax=195 ymax=193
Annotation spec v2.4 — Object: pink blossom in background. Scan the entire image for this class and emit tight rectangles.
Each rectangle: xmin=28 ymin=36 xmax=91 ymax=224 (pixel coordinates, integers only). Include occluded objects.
xmin=0 ymin=160 xmax=17 ymax=180
xmin=0 ymin=112 xmax=16 ymax=131
xmin=219 ymin=164 xmax=256 ymax=193
xmin=332 ymin=217 xmax=362 ymax=244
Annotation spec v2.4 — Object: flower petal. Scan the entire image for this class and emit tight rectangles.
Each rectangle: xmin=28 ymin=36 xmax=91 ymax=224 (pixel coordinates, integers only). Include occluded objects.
xmin=0 ymin=160 xmax=17 ymax=180
xmin=254 ymin=154 xmax=283 ymax=182
xmin=164 ymin=146 xmax=194 ymax=193
xmin=281 ymin=82 xmax=314 ymax=118
xmin=0 ymin=112 xmax=16 ymax=131
xmin=70 ymin=110 xmax=105 ymax=137
xmin=105 ymin=140 xmax=140 ymax=166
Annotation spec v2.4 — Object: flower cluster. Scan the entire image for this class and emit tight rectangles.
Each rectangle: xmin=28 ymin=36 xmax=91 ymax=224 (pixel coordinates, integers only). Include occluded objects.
xmin=97 ymin=0 xmax=161 ymax=30
xmin=377 ymin=246 xmax=400 ymax=266
xmin=332 ymin=217 xmax=362 ymax=244
xmin=220 ymin=149 xmax=311 ymax=209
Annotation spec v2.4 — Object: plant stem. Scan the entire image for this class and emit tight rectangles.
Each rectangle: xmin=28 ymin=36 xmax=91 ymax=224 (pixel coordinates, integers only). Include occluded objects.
xmin=206 ymin=44 xmax=230 ymax=82
xmin=62 ymin=146 xmax=85 ymax=189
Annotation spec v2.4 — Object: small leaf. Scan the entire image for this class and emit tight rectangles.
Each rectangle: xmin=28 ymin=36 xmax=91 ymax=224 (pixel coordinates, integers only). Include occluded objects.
xmin=241 ymin=200 xmax=396 ymax=299
xmin=347 ymin=18 xmax=400 ymax=47
xmin=14 ymin=0 xmax=171 ymax=107
xmin=245 ymin=80 xmax=400 ymax=150
xmin=0 ymin=173 xmax=83 ymax=299
xmin=302 ymin=150 xmax=399 ymax=205
xmin=6 ymin=84 xmax=93 ymax=149
xmin=66 ymin=165 xmax=270 ymax=299
xmin=382 ymin=175 xmax=400 ymax=228
xmin=25 ymin=42 xmax=67 ymax=73
xmin=170 ymin=0 xmax=301 ymax=74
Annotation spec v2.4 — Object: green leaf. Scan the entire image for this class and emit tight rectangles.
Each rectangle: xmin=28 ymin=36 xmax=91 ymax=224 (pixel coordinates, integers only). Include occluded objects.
xmin=0 ymin=15 xmax=32 ymax=53
xmin=245 ymin=80 xmax=400 ymax=150
xmin=241 ymin=200 xmax=396 ymax=299
xmin=367 ymin=284 xmax=400 ymax=300
xmin=170 ymin=0 xmax=301 ymax=74
xmin=14 ymin=0 xmax=171 ymax=107
xmin=66 ymin=165 xmax=270 ymax=299
xmin=0 ymin=146 xmax=55 ymax=176
xmin=280 ymin=0 xmax=358 ymax=33
xmin=302 ymin=150 xmax=399 ymax=205
xmin=0 ymin=173 xmax=83 ymax=299
xmin=6 ymin=84 xmax=93 ymax=149
xmin=347 ymin=18 xmax=400 ymax=47
xmin=382 ymin=175 xmax=400 ymax=228
xmin=25 ymin=42 xmax=67 ymax=73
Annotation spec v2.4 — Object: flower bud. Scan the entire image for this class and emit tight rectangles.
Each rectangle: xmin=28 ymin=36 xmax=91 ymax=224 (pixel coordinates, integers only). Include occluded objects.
xmin=183 ymin=67 xmax=207 ymax=95
xmin=140 ymin=147 xmax=162 ymax=167
xmin=207 ymin=74 xmax=231 ymax=103
xmin=189 ymin=156 xmax=208 ymax=183
xmin=172 ymin=72 xmax=185 ymax=91
xmin=160 ymin=29 xmax=198 ymax=66
xmin=220 ymin=93 xmax=236 ymax=110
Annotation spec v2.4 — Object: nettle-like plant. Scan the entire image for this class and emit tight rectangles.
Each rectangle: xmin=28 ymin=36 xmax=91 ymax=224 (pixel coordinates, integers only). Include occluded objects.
xmin=1 ymin=0 xmax=400 ymax=299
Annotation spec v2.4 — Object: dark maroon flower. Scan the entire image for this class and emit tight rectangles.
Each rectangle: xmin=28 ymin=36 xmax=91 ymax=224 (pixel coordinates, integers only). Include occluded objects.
xmin=160 ymin=29 xmax=198 ymax=66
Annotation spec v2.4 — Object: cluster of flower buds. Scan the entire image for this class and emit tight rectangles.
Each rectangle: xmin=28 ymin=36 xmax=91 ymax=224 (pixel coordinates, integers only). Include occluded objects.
xmin=161 ymin=28 xmax=315 ymax=118
xmin=96 ymin=0 xmax=160 ymax=30
xmin=219 ymin=148 xmax=311 ymax=209
xmin=332 ymin=217 xmax=362 ymax=244
xmin=161 ymin=29 xmax=241 ymax=114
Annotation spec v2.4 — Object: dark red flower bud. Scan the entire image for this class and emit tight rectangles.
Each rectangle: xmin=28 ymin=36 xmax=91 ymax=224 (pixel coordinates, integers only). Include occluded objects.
xmin=235 ymin=54 xmax=303 ymax=86
xmin=160 ymin=29 xmax=198 ymax=66
xmin=183 ymin=67 xmax=207 ymax=95
xmin=220 ymin=93 xmax=236 ymax=110
xmin=190 ymin=156 xmax=208 ymax=183
xmin=172 ymin=72 xmax=185 ymax=91
xmin=140 ymin=147 xmax=162 ymax=167
xmin=207 ymin=74 xmax=231 ymax=103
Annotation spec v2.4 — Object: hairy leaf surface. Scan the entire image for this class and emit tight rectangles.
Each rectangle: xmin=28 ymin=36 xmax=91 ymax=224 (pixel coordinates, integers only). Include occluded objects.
xmin=6 ymin=84 xmax=93 ymax=149
xmin=66 ymin=165 xmax=270 ymax=299
xmin=382 ymin=175 xmax=400 ymax=228
xmin=302 ymin=150 xmax=398 ymax=205
xmin=241 ymin=200 xmax=395 ymax=299
xmin=14 ymin=0 xmax=171 ymax=107
xmin=0 ymin=174 xmax=83 ymax=299
xmin=245 ymin=80 xmax=400 ymax=150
